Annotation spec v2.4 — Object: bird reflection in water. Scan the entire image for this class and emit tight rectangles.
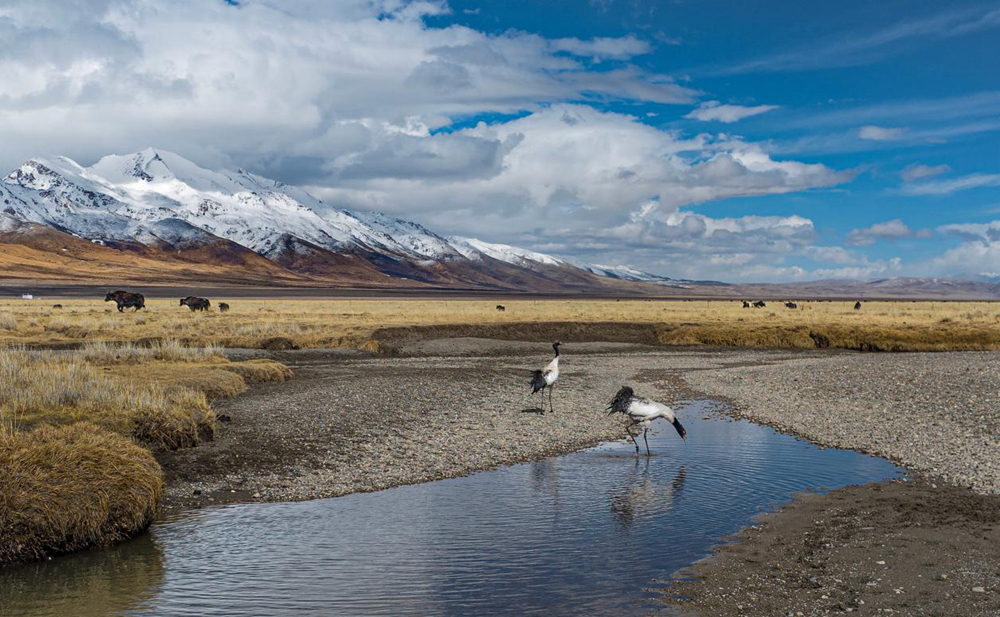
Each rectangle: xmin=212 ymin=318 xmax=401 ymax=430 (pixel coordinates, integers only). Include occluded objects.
xmin=610 ymin=460 xmax=686 ymax=529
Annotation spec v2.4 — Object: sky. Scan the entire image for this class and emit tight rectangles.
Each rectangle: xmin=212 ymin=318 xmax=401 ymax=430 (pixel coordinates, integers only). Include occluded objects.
xmin=0 ymin=0 xmax=998 ymax=282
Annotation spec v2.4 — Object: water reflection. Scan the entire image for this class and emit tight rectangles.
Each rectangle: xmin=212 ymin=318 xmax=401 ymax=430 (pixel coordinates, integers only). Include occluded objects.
xmin=0 ymin=401 xmax=903 ymax=616
xmin=610 ymin=460 xmax=686 ymax=529
xmin=0 ymin=533 xmax=165 ymax=617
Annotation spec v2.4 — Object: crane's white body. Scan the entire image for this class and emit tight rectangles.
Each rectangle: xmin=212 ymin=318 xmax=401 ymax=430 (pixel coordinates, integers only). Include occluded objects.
xmin=542 ymin=356 xmax=559 ymax=386
xmin=622 ymin=397 xmax=675 ymax=424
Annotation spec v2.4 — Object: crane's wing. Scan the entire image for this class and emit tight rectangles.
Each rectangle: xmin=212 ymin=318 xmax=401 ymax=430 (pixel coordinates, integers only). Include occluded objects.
xmin=530 ymin=369 xmax=547 ymax=393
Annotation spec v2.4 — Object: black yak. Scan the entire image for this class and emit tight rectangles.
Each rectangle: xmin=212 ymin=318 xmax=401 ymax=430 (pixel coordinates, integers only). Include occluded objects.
xmin=854 ymin=301 xmax=862 ymax=310
xmin=180 ymin=296 xmax=211 ymax=312
xmin=219 ymin=302 xmax=230 ymax=312
xmin=785 ymin=301 xmax=798 ymax=309
xmin=105 ymin=290 xmax=145 ymax=312
xmin=496 ymin=304 xmax=506 ymax=312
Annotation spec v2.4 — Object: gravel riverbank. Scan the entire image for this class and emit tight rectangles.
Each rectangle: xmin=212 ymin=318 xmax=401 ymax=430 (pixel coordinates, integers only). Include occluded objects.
xmin=158 ymin=341 xmax=759 ymax=510
xmin=683 ymin=351 xmax=1000 ymax=494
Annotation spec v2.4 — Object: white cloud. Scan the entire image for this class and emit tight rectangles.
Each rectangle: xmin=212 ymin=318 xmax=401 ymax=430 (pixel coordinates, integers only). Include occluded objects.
xmin=0 ymin=0 xmax=697 ymax=173
xmin=846 ymin=219 xmax=929 ymax=246
xmin=900 ymin=163 xmax=951 ymax=181
xmin=685 ymin=101 xmax=778 ymax=123
xmin=313 ymin=105 xmax=850 ymax=249
xmin=903 ymin=173 xmax=1000 ymax=195
xmin=549 ymin=35 xmax=651 ymax=60
xmin=931 ymin=223 xmax=1000 ymax=276
xmin=858 ymin=125 xmax=907 ymax=141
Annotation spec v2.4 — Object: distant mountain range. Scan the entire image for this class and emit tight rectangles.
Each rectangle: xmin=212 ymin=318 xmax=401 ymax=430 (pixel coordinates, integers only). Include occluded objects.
xmin=2 ymin=148 xmax=998 ymax=299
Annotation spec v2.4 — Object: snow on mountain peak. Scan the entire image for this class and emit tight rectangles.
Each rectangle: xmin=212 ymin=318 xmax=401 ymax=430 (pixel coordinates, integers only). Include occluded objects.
xmin=448 ymin=236 xmax=565 ymax=268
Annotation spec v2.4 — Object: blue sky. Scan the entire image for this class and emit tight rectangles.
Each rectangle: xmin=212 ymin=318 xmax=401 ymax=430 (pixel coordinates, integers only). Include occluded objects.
xmin=1 ymin=0 xmax=998 ymax=281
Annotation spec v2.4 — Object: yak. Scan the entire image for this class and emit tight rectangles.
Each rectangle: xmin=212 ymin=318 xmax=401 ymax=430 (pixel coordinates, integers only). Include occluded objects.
xmin=752 ymin=300 xmax=767 ymax=308
xmin=854 ymin=301 xmax=862 ymax=310
xmin=785 ymin=301 xmax=798 ymax=309
xmin=219 ymin=302 xmax=230 ymax=312
xmin=180 ymin=296 xmax=211 ymax=312
xmin=496 ymin=304 xmax=506 ymax=312
xmin=742 ymin=300 xmax=750 ymax=308
xmin=105 ymin=290 xmax=145 ymax=312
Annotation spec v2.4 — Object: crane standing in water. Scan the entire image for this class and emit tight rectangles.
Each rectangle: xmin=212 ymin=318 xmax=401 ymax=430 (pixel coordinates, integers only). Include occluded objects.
xmin=607 ymin=386 xmax=687 ymax=455
xmin=530 ymin=342 xmax=561 ymax=413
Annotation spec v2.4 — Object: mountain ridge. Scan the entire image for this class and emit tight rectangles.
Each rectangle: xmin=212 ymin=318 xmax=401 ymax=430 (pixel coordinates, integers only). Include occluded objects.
xmin=2 ymin=148 xmax=999 ymax=299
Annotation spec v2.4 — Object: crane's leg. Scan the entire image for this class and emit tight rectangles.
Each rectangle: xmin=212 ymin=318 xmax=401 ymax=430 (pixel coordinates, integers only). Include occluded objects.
xmin=625 ymin=424 xmax=639 ymax=453
xmin=643 ymin=428 xmax=650 ymax=456
xmin=548 ymin=384 xmax=554 ymax=413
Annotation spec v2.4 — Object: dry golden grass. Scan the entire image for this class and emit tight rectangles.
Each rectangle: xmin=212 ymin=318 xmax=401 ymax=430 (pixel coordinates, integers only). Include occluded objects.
xmin=0 ymin=344 xmax=291 ymax=448
xmin=0 ymin=342 xmax=291 ymax=566
xmin=0 ymin=423 xmax=163 ymax=565
xmin=1 ymin=297 xmax=999 ymax=352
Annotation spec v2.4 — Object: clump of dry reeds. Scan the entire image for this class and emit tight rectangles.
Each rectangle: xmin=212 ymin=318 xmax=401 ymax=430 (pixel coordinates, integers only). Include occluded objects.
xmin=0 ymin=347 xmax=212 ymax=449
xmin=78 ymin=340 xmax=223 ymax=364
xmin=0 ymin=423 xmax=163 ymax=565
xmin=0 ymin=312 xmax=17 ymax=331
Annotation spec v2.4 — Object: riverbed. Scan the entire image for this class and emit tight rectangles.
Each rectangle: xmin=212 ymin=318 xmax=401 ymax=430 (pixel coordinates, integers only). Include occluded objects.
xmin=1 ymin=400 xmax=901 ymax=616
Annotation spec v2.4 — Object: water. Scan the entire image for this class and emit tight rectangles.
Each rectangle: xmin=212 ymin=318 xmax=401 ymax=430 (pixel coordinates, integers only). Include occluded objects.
xmin=1 ymin=401 xmax=903 ymax=616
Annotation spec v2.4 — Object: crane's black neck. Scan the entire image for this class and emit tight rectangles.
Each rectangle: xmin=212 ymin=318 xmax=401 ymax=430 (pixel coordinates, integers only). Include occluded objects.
xmin=552 ymin=343 xmax=560 ymax=357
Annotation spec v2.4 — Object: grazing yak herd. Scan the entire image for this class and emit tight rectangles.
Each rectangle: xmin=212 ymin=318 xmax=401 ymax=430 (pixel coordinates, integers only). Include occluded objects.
xmin=101 ymin=291 xmax=864 ymax=315
xmin=104 ymin=290 xmax=230 ymax=313
xmin=742 ymin=299 xmax=862 ymax=310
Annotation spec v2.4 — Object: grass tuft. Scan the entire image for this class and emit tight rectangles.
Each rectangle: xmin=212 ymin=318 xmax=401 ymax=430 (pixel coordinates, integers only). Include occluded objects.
xmin=0 ymin=423 xmax=163 ymax=565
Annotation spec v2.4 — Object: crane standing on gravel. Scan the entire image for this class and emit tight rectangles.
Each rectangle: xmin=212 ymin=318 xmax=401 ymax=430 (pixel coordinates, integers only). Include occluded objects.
xmin=530 ymin=342 xmax=561 ymax=413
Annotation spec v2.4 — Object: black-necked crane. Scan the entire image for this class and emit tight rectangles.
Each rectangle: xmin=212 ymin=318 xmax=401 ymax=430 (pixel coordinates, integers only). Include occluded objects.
xmin=529 ymin=342 xmax=561 ymax=413
xmin=607 ymin=386 xmax=687 ymax=455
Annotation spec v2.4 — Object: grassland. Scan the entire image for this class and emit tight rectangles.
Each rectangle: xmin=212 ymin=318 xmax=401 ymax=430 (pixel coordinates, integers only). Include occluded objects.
xmin=0 ymin=342 xmax=291 ymax=566
xmin=2 ymin=297 xmax=1000 ymax=352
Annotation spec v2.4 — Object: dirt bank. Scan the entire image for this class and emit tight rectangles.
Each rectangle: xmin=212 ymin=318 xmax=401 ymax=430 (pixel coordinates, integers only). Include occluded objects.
xmin=665 ymin=478 xmax=1000 ymax=616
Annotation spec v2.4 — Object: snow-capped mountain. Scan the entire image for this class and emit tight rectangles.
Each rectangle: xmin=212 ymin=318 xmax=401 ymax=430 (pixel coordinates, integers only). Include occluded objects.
xmin=1 ymin=148 xmax=660 ymax=291
xmin=3 ymin=149 xmax=479 ymax=261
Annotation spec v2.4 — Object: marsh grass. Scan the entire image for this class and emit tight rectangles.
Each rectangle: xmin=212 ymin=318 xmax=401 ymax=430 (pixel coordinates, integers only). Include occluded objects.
xmin=0 ymin=341 xmax=291 ymax=565
xmin=0 ymin=423 xmax=163 ymax=565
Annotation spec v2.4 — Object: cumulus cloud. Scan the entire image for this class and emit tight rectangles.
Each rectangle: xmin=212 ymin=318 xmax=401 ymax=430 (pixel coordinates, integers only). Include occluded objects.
xmin=900 ymin=163 xmax=951 ymax=182
xmin=684 ymin=101 xmax=779 ymax=123
xmin=846 ymin=219 xmax=931 ymax=246
xmin=313 ymin=105 xmax=850 ymax=252
xmin=931 ymin=221 xmax=1000 ymax=276
xmin=858 ymin=125 xmax=907 ymax=140
xmin=0 ymin=0 xmax=697 ymax=171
